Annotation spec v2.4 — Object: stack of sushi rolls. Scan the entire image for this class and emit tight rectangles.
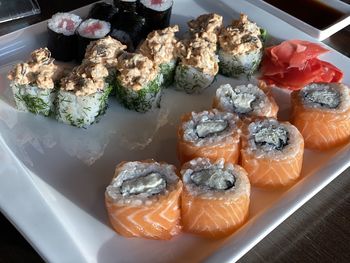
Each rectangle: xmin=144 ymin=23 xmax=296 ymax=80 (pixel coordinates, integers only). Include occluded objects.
xmin=47 ymin=13 xmax=82 ymax=61
xmin=177 ymin=109 xmax=242 ymax=165
xmin=213 ymin=83 xmax=279 ymax=120
xmin=76 ymin=19 xmax=111 ymax=62
xmin=241 ymin=118 xmax=304 ymax=188
xmin=8 ymin=48 xmax=62 ymax=116
xmin=56 ymin=60 xmax=112 ymax=128
xmin=137 ymin=0 xmax=173 ymax=32
xmin=83 ymin=36 xmax=127 ymax=91
xmin=105 ymin=160 xmax=183 ymax=240
xmin=291 ymin=82 xmax=350 ymax=150
xmin=86 ymin=2 xmax=118 ymax=22
xmin=218 ymin=14 xmax=264 ymax=78
xmin=138 ymin=25 xmax=179 ymax=88
xmin=180 ymin=157 xmax=251 ymax=238
xmin=115 ymin=52 xmax=161 ymax=112
xmin=175 ymin=34 xmax=219 ymax=94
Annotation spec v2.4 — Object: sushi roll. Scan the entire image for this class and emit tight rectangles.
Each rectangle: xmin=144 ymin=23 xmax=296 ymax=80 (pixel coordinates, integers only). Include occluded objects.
xmin=110 ymin=0 xmax=147 ymax=52
xmin=84 ymin=36 xmax=127 ymax=90
xmin=115 ymin=52 xmax=161 ymax=112
xmin=291 ymin=82 xmax=350 ymax=150
xmin=105 ymin=160 xmax=183 ymax=240
xmin=86 ymin=2 xmax=117 ymax=22
xmin=241 ymin=118 xmax=304 ymax=188
xmin=138 ymin=25 xmax=179 ymax=88
xmin=218 ymin=14 xmax=263 ymax=78
xmin=47 ymin=13 xmax=82 ymax=61
xmin=177 ymin=109 xmax=242 ymax=165
xmin=180 ymin=158 xmax=250 ymax=238
xmin=8 ymin=48 xmax=61 ymax=116
xmin=138 ymin=0 xmax=173 ymax=32
xmin=175 ymin=35 xmax=219 ymax=94
xmin=187 ymin=13 xmax=223 ymax=43
xmin=213 ymin=83 xmax=279 ymax=120
xmin=56 ymin=60 xmax=112 ymax=128
xmin=76 ymin=19 xmax=111 ymax=62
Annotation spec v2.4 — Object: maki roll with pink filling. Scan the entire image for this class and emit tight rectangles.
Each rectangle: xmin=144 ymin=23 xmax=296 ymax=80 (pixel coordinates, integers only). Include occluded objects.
xmin=76 ymin=19 xmax=111 ymax=62
xmin=138 ymin=0 xmax=173 ymax=31
xmin=47 ymin=13 xmax=82 ymax=61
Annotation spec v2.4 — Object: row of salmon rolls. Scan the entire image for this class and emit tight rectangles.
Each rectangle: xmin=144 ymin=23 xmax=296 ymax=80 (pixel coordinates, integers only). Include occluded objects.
xmin=105 ymin=158 xmax=250 ymax=240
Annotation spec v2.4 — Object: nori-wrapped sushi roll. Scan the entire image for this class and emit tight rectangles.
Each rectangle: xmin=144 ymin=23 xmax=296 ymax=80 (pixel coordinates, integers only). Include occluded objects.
xmin=76 ymin=19 xmax=111 ymax=62
xmin=7 ymin=48 xmax=61 ymax=116
xmin=218 ymin=14 xmax=263 ymax=78
xmin=86 ymin=2 xmax=117 ymax=22
xmin=138 ymin=25 xmax=179 ymax=88
xmin=175 ymin=35 xmax=219 ymax=94
xmin=56 ymin=61 xmax=112 ymax=128
xmin=47 ymin=13 xmax=82 ymax=61
xmin=138 ymin=0 xmax=173 ymax=31
xmin=110 ymin=0 xmax=147 ymax=52
xmin=115 ymin=53 xmax=161 ymax=112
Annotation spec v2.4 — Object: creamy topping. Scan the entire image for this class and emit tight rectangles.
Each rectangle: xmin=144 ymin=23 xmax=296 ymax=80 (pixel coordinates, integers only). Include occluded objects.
xmin=191 ymin=169 xmax=235 ymax=190
xmin=117 ymin=52 xmax=158 ymax=90
xmin=195 ymin=119 xmax=228 ymax=138
xmin=219 ymin=14 xmax=262 ymax=55
xmin=138 ymin=25 xmax=179 ymax=65
xmin=188 ymin=13 xmax=223 ymax=35
xmin=301 ymin=83 xmax=341 ymax=109
xmin=60 ymin=60 xmax=108 ymax=96
xmin=84 ymin=36 xmax=127 ymax=67
xmin=177 ymin=34 xmax=218 ymax=75
xmin=120 ymin=172 xmax=166 ymax=196
xmin=8 ymin=48 xmax=59 ymax=89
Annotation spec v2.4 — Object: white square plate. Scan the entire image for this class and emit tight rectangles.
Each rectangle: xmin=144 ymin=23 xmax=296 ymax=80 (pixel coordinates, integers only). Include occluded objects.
xmin=0 ymin=1 xmax=349 ymax=262
xmin=247 ymin=0 xmax=350 ymax=41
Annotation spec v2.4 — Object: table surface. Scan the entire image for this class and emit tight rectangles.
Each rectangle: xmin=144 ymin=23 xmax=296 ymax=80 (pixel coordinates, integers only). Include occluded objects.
xmin=0 ymin=0 xmax=349 ymax=262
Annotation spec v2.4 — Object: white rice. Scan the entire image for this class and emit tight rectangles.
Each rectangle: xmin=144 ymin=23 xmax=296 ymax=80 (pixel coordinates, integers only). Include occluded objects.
xmin=48 ymin=12 xmax=82 ymax=36
xmin=77 ymin=19 xmax=111 ymax=39
xmin=140 ymin=0 xmax=173 ymax=12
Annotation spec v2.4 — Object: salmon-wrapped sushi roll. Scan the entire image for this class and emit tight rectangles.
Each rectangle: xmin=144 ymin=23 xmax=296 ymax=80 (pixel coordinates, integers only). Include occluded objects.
xmin=180 ymin=157 xmax=250 ymax=239
xmin=177 ymin=109 xmax=242 ymax=165
xmin=241 ymin=118 xmax=304 ymax=188
xmin=213 ymin=83 xmax=278 ymax=120
xmin=291 ymin=83 xmax=350 ymax=150
xmin=105 ymin=160 xmax=183 ymax=240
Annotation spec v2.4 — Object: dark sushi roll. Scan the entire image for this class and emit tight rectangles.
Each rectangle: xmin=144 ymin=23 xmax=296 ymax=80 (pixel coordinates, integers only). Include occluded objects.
xmin=110 ymin=1 xmax=147 ymax=52
xmin=86 ymin=2 xmax=118 ymax=22
xmin=47 ymin=13 xmax=82 ymax=61
xmin=76 ymin=19 xmax=111 ymax=62
xmin=138 ymin=0 xmax=173 ymax=31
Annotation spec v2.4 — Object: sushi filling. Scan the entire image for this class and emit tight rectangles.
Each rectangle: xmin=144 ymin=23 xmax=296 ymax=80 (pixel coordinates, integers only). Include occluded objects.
xmin=120 ymin=172 xmax=166 ymax=196
xmin=251 ymin=121 xmax=289 ymax=151
xmin=190 ymin=169 xmax=235 ymax=190
xmin=140 ymin=0 xmax=173 ymax=12
xmin=195 ymin=120 xmax=228 ymax=138
xmin=301 ymin=84 xmax=341 ymax=109
xmin=48 ymin=13 xmax=82 ymax=36
xmin=77 ymin=19 xmax=111 ymax=39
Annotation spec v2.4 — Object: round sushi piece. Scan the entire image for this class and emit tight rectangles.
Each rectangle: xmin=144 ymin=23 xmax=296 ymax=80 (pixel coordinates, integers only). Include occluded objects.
xmin=56 ymin=61 xmax=112 ymax=128
xmin=218 ymin=14 xmax=263 ymax=78
xmin=138 ymin=0 xmax=173 ymax=32
xmin=115 ymin=52 xmax=161 ymax=112
xmin=175 ymin=35 xmax=219 ymax=94
xmin=177 ymin=109 xmax=242 ymax=165
xmin=76 ymin=19 xmax=111 ymax=62
xmin=213 ymin=83 xmax=278 ymax=120
xmin=138 ymin=25 xmax=179 ymax=88
xmin=291 ymin=82 xmax=350 ymax=150
xmin=86 ymin=2 xmax=117 ymax=22
xmin=241 ymin=118 xmax=304 ymax=188
xmin=110 ymin=1 xmax=147 ymax=52
xmin=180 ymin=158 xmax=250 ymax=239
xmin=105 ymin=160 xmax=183 ymax=240
xmin=47 ymin=13 xmax=82 ymax=61
xmin=7 ymin=48 xmax=62 ymax=116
